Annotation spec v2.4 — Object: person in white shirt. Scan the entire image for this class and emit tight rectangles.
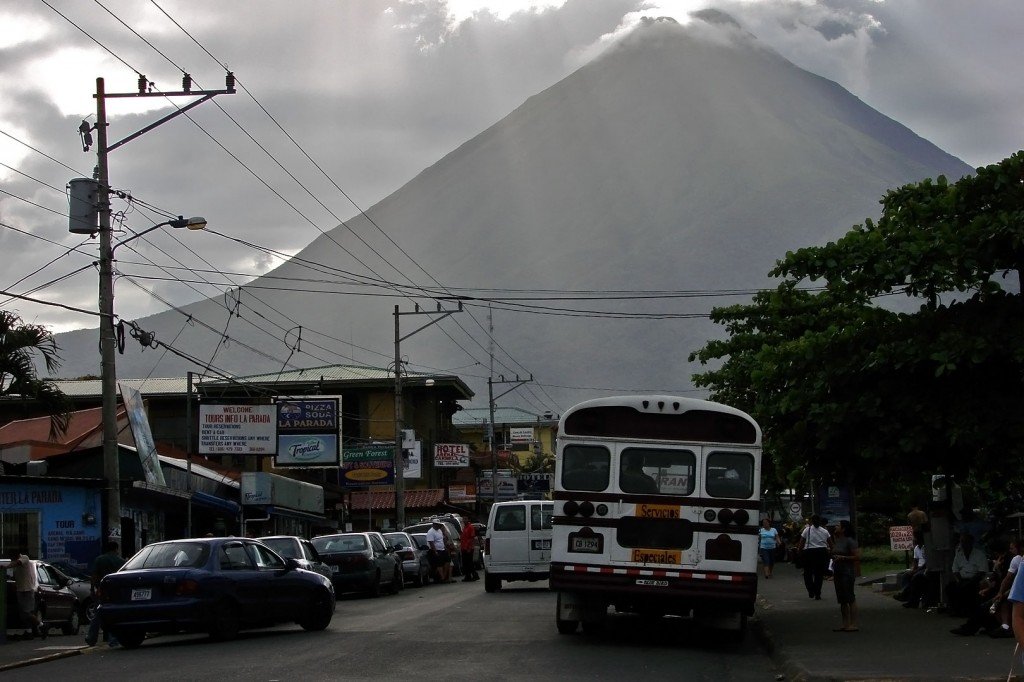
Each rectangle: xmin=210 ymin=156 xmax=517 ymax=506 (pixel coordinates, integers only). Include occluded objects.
xmin=8 ymin=549 xmax=44 ymax=639
xmin=797 ymin=515 xmax=833 ymax=600
xmin=948 ymin=532 xmax=989 ymax=616
xmin=425 ymin=520 xmax=452 ymax=583
xmin=994 ymin=538 xmax=1023 ymax=636
xmin=897 ymin=533 xmax=929 ymax=608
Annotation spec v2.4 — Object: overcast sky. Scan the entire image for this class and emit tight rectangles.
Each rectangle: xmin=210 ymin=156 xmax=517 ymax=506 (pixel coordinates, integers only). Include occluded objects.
xmin=1 ymin=0 xmax=1021 ymax=393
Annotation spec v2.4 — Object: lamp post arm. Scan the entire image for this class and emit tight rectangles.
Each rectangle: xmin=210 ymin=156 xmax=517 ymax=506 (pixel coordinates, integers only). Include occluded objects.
xmin=111 ymin=220 xmax=173 ymax=253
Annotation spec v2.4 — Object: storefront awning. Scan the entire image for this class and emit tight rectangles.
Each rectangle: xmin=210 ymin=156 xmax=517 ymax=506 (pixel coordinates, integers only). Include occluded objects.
xmin=192 ymin=490 xmax=241 ymax=514
xmin=132 ymin=481 xmax=240 ymax=514
xmin=350 ymin=488 xmax=444 ymax=511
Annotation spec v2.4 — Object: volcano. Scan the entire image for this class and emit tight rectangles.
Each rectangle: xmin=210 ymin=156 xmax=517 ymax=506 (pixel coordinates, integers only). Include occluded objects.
xmin=54 ymin=17 xmax=972 ymax=411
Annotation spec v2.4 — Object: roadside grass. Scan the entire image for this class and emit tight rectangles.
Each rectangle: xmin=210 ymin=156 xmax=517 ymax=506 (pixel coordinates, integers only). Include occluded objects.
xmin=858 ymin=545 xmax=910 ymax=577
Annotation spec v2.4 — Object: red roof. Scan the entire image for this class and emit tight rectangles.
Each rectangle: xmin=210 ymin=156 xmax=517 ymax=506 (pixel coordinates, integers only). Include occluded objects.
xmin=349 ymin=488 xmax=444 ymax=511
xmin=0 ymin=405 xmax=129 ymax=462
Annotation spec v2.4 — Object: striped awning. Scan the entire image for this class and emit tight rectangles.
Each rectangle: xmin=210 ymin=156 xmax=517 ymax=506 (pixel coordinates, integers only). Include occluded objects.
xmin=349 ymin=488 xmax=444 ymax=511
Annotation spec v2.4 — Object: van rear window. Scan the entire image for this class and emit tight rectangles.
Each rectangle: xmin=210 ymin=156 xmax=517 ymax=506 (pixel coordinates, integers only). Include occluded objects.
xmin=494 ymin=505 xmax=526 ymax=531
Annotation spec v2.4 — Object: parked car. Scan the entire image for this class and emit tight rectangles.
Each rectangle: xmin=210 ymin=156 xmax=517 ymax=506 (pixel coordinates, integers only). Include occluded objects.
xmin=3 ymin=559 xmax=82 ymax=636
xmin=472 ymin=523 xmax=488 ymax=569
xmin=312 ymin=532 xmax=403 ymax=597
xmin=49 ymin=561 xmax=95 ymax=622
xmin=97 ymin=537 xmax=335 ymax=649
xmin=383 ymin=531 xmax=430 ymax=587
xmin=256 ymin=536 xmax=333 ymax=581
xmin=403 ymin=521 xmax=463 ymax=576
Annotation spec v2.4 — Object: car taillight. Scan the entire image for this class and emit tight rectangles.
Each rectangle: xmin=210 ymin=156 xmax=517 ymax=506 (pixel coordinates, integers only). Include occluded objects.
xmin=176 ymin=579 xmax=200 ymax=596
xmin=399 ymin=550 xmax=414 ymax=561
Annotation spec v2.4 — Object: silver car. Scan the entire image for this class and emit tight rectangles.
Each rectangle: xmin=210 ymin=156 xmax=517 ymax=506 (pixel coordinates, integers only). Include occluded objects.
xmin=256 ymin=536 xmax=333 ymax=581
xmin=383 ymin=531 xmax=430 ymax=587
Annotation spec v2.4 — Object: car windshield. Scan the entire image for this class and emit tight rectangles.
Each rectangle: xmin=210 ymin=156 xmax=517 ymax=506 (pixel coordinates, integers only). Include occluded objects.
xmin=313 ymin=535 xmax=368 ymax=553
xmin=123 ymin=542 xmax=211 ymax=570
xmin=384 ymin=534 xmax=411 ymax=548
xmin=260 ymin=538 xmax=298 ymax=557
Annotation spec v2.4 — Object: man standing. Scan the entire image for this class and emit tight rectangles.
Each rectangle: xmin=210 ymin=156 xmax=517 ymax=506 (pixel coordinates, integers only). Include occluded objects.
xmin=85 ymin=541 xmax=126 ymax=647
xmin=460 ymin=516 xmax=480 ymax=582
xmin=426 ymin=520 xmax=452 ymax=584
xmin=7 ymin=549 xmax=43 ymax=640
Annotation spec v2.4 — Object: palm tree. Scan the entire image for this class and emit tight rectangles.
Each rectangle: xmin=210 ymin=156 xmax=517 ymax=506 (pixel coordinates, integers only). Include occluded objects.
xmin=0 ymin=310 xmax=72 ymax=438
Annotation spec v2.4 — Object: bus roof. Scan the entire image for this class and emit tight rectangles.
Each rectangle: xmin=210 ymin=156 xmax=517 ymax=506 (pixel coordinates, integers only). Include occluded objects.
xmin=558 ymin=395 xmax=761 ymax=445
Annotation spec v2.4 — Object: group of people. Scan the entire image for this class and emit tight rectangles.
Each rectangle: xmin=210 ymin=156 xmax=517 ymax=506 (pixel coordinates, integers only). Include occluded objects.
xmin=759 ymin=514 xmax=861 ymax=632
xmin=424 ymin=516 xmax=481 ymax=584
xmin=895 ymin=529 xmax=1021 ymax=639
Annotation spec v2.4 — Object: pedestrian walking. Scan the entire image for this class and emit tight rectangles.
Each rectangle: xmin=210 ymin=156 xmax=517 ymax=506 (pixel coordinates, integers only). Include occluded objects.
xmin=460 ymin=515 xmax=480 ymax=582
xmin=85 ymin=540 xmax=126 ymax=647
xmin=830 ymin=520 xmax=860 ymax=631
xmin=797 ymin=514 xmax=833 ymax=600
xmin=7 ymin=548 xmax=44 ymax=640
xmin=758 ymin=518 xmax=780 ymax=578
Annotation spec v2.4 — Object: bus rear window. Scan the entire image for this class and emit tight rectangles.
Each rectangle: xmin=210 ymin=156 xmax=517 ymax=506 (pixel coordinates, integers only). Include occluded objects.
xmin=620 ymin=448 xmax=695 ymax=495
xmin=561 ymin=445 xmax=610 ymax=491
xmin=705 ymin=451 xmax=754 ymax=499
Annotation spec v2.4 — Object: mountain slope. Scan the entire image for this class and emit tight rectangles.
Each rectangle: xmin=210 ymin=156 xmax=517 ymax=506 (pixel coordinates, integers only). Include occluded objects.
xmin=54 ymin=18 xmax=972 ymax=410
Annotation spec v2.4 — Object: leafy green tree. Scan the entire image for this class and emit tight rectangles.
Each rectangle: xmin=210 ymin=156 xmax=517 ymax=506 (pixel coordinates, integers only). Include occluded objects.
xmin=690 ymin=152 xmax=1024 ymax=501
xmin=0 ymin=310 xmax=72 ymax=438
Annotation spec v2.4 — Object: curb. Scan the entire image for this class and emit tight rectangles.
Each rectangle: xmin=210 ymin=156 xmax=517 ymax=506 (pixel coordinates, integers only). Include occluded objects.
xmin=0 ymin=647 xmax=84 ymax=672
xmin=752 ymin=599 xmax=815 ymax=682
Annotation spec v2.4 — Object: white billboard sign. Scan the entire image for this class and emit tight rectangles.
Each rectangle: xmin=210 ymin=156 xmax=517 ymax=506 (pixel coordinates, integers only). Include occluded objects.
xmin=434 ymin=443 xmax=470 ymax=468
xmin=509 ymin=427 xmax=534 ymax=443
xmin=403 ymin=441 xmax=422 ymax=479
xmin=199 ymin=404 xmax=278 ymax=455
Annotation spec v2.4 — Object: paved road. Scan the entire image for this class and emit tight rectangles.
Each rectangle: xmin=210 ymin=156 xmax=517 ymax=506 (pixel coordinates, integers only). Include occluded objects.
xmin=3 ymin=580 xmax=780 ymax=680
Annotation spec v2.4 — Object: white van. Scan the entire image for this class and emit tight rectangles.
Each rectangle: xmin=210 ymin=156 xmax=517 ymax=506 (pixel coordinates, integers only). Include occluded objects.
xmin=483 ymin=500 xmax=553 ymax=592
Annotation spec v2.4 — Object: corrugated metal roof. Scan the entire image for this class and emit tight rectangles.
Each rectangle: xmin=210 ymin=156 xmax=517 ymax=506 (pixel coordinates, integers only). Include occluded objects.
xmin=51 ymin=377 xmax=189 ymax=397
xmin=45 ymin=364 xmax=473 ymax=400
xmin=453 ymin=406 xmax=552 ymax=426
xmin=220 ymin=365 xmax=400 ymax=383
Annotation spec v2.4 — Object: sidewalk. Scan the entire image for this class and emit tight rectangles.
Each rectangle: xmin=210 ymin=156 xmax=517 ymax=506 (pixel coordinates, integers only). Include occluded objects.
xmin=754 ymin=563 xmax=1019 ymax=681
xmin=0 ymin=631 xmax=92 ymax=672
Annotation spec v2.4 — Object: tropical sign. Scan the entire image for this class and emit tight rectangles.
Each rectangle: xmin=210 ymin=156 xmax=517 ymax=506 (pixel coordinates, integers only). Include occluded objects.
xmin=274 ymin=398 xmax=341 ymax=468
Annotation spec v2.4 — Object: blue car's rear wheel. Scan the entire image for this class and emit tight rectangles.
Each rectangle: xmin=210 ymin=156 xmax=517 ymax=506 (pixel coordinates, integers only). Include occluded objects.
xmin=299 ymin=590 xmax=334 ymax=631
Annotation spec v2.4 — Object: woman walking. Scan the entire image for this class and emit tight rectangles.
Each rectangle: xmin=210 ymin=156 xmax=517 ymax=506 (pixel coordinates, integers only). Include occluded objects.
xmin=831 ymin=520 xmax=860 ymax=631
xmin=758 ymin=518 xmax=781 ymax=578
xmin=797 ymin=514 xmax=833 ymax=600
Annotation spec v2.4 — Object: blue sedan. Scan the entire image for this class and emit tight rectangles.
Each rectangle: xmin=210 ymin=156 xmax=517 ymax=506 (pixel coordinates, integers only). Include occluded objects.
xmin=98 ymin=537 xmax=335 ymax=649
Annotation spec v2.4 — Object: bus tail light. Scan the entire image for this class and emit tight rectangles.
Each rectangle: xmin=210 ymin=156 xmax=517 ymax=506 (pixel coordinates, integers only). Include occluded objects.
xmin=718 ymin=508 xmax=734 ymax=524
xmin=733 ymin=509 xmax=749 ymax=525
xmin=563 ymin=500 xmax=579 ymax=517
xmin=579 ymin=501 xmax=595 ymax=518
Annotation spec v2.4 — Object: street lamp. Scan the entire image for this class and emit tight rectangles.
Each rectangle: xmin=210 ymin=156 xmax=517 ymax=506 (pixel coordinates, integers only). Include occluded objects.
xmin=99 ymin=216 xmax=206 ymax=543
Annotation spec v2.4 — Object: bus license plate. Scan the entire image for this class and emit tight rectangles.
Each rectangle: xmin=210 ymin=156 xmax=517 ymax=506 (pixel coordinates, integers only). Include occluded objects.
xmin=570 ymin=537 xmax=600 ymax=553
xmin=131 ymin=588 xmax=152 ymax=601
xmin=636 ymin=579 xmax=669 ymax=587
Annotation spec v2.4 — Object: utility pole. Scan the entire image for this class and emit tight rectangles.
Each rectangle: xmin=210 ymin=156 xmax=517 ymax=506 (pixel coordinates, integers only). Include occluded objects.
xmin=393 ymin=302 xmax=462 ymax=528
xmin=486 ymin=306 xmax=532 ymax=504
xmin=90 ymin=73 xmax=234 ymax=542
